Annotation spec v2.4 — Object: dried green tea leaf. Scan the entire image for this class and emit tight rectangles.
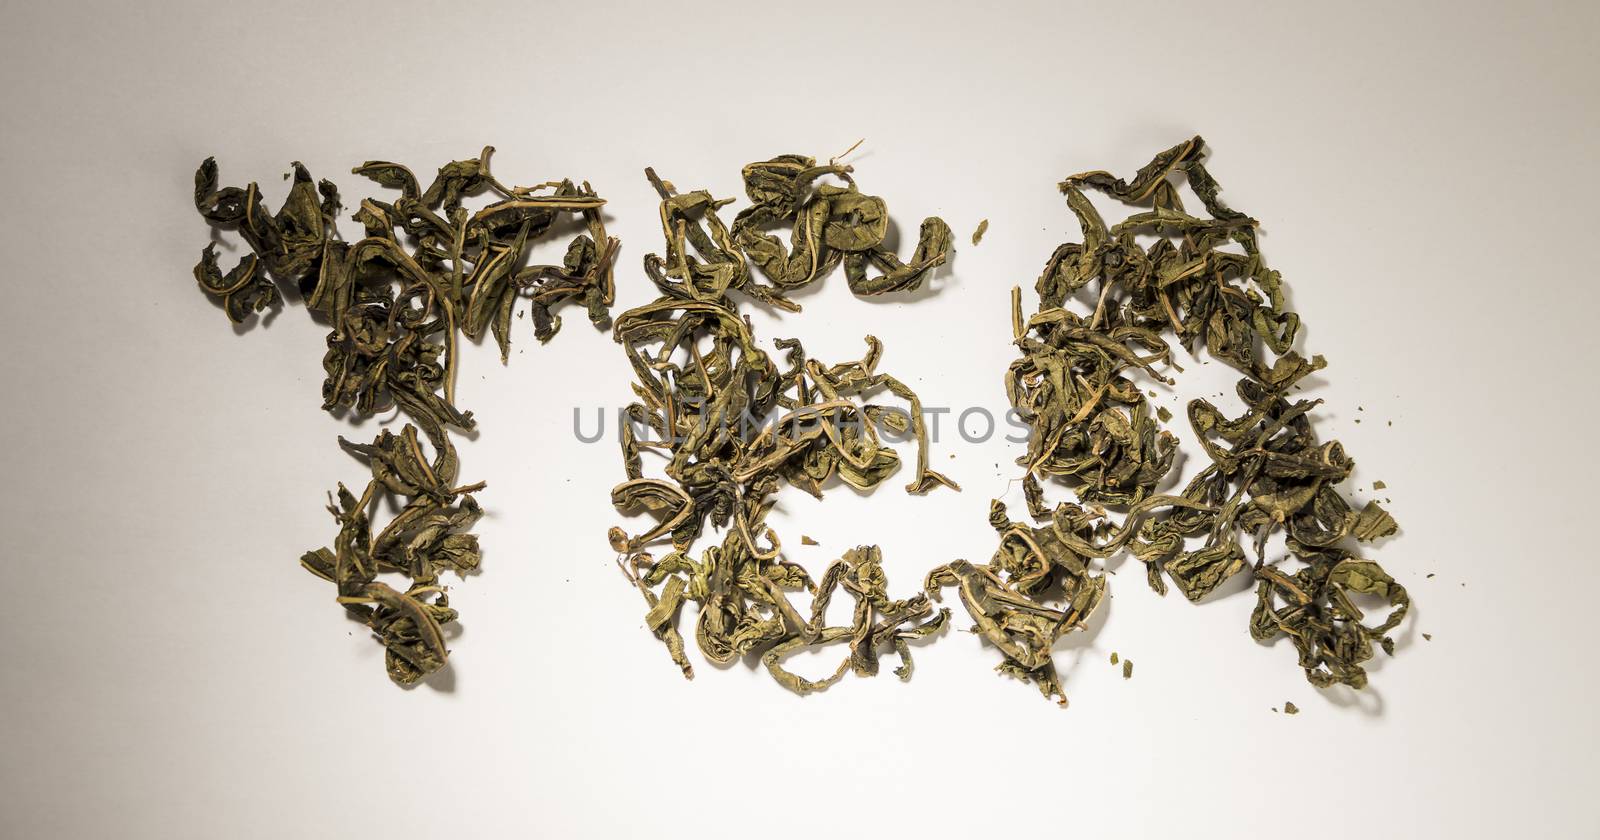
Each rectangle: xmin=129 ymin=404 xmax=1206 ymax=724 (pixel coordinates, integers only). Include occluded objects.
xmin=1122 ymin=658 xmax=1133 ymax=679
xmin=924 ymin=501 xmax=1110 ymax=705
xmin=1353 ymin=501 xmax=1399 ymax=542
xmin=1284 ymin=701 xmax=1299 ymax=714
xmin=971 ymin=218 xmax=988 ymax=245
xmin=1251 ymin=551 xmax=1409 ymax=688
xmin=193 ymin=245 xmax=276 ymax=324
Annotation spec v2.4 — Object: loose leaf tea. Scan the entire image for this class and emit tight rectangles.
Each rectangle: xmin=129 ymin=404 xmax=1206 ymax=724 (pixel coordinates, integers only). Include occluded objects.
xmin=300 ymin=423 xmax=485 ymax=685
xmin=924 ymin=500 xmax=1106 ymax=704
xmin=608 ymin=152 xmax=957 ymax=693
xmin=641 ymin=152 xmax=952 ymax=311
xmin=931 ymin=488 xmax=1200 ymax=703
xmin=190 ymin=148 xmax=616 ymax=685
xmin=995 ymin=137 xmax=1409 ymax=701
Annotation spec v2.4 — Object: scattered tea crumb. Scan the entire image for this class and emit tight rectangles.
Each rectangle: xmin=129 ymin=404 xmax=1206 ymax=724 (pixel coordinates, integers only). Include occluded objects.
xmin=1109 ymin=651 xmax=1118 ymax=665
xmin=1157 ymin=406 xmax=1172 ymax=422
xmin=1284 ymin=701 xmax=1299 ymax=715
xmin=1373 ymin=480 xmax=1386 ymax=490
xmin=801 ymin=535 xmax=819 ymax=546
xmin=1122 ymin=659 xmax=1133 ymax=679
xmin=1354 ymin=418 xmax=1361 ymax=423
xmin=1426 ymin=573 xmax=1435 ymax=578
xmin=1272 ymin=706 xmax=1279 ymax=713
xmin=1423 ymin=633 xmax=1432 ymax=641
xmin=971 ymin=218 xmax=988 ymax=245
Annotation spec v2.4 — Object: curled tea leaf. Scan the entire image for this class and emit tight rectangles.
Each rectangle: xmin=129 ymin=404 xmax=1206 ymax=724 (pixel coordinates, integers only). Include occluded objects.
xmin=193 ymin=245 xmax=275 ymax=324
xmin=925 ymin=502 xmax=1107 ymax=706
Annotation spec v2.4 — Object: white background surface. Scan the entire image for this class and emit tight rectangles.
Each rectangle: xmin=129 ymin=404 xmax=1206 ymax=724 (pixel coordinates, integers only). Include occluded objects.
xmin=2 ymin=1 xmax=1596 ymax=837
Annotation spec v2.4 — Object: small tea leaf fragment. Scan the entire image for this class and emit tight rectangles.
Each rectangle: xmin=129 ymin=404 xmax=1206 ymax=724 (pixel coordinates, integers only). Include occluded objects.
xmin=1353 ymin=501 xmax=1399 ymax=542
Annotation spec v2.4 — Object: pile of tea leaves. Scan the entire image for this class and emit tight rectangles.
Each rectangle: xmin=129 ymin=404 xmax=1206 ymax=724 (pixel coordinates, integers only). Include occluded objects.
xmin=606 ymin=152 xmax=961 ymax=692
xmin=191 ymin=147 xmax=616 ymax=685
xmin=984 ymin=137 xmax=1407 ymax=702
